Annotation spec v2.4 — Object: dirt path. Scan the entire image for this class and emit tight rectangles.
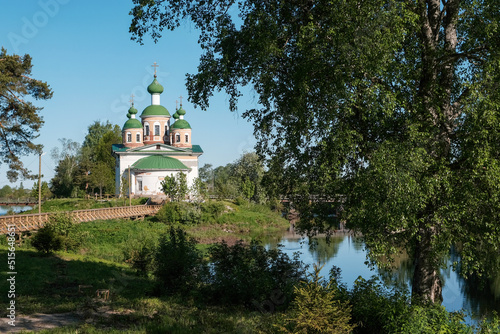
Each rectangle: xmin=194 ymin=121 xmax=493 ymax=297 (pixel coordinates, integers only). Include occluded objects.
xmin=0 ymin=313 xmax=80 ymax=333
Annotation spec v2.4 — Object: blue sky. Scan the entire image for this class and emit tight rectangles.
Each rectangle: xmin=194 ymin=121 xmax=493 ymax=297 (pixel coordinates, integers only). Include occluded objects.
xmin=0 ymin=0 xmax=257 ymax=189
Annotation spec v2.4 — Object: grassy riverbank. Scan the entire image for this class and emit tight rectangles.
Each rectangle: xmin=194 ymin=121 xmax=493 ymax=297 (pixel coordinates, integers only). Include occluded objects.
xmin=0 ymin=200 xmax=291 ymax=332
xmin=2 ymin=200 xmax=499 ymax=333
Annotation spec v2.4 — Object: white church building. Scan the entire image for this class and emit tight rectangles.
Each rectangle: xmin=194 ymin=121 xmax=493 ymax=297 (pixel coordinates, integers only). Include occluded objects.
xmin=112 ymin=67 xmax=203 ymax=198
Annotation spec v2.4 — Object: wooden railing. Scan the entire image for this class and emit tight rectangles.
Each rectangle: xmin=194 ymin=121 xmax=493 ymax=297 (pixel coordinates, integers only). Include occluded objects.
xmin=0 ymin=205 xmax=162 ymax=235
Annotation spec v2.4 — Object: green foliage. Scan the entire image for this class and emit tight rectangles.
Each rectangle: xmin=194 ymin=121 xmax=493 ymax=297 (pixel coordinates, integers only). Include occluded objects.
xmin=154 ymin=227 xmax=205 ymax=293
xmin=123 ymin=232 xmax=159 ymax=276
xmin=161 ymin=172 xmax=188 ymax=201
xmin=156 ymin=201 xmax=227 ymax=225
xmin=0 ymin=48 xmax=53 ymax=181
xmin=206 ymin=240 xmax=306 ymax=308
xmin=50 ymin=138 xmax=82 ymax=198
xmin=128 ymin=0 xmax=500 ymax=303
xmin=190 ymin=177 xmax=208 ymax=202
xmin=31 ymin=213 xmax=84 ymax=254
xmin=176 ymin=172 xmax=188 ymax=201
xmin=89 ymin=161 xmax=114 ymax=198
xmin=278 ymin=264 xmax=355 ymax=334
xmin=156 ymin=202 xmax=200 ymax=224
xmin=0 ymin=185 xmax=12 ymax=197
xmin=160 ymin=175 xmax=177 ymax=200
xmin=30 ymin=181 xmax=52 ymax=199
xmin=31 ymin=225 xmax=63 ymax=254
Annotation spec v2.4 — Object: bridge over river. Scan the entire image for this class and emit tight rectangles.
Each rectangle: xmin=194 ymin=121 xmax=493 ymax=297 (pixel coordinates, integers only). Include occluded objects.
xmin=0 ymin=205 xmax=162 ymax=235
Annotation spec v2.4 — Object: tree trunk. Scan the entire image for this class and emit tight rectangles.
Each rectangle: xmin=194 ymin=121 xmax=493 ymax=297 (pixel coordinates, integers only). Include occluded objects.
xmin=411 ymin=227 xmax=443 ymax=304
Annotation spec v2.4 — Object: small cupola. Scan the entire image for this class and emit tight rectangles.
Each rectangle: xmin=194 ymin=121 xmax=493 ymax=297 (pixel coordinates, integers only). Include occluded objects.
xmin=122 ymin=98 xmax=144 ymax=148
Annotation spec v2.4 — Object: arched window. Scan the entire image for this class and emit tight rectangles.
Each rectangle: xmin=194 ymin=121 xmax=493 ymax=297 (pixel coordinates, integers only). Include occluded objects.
xmin=176 ymin=133 xmax=181 ymax=143
xmin=185 ymin=134 xmax=189 ymax=143
xmin=136 ymin=133 xmax=141 ymax=142
xmin=126 ymin=132 xmax=132 ymax=142
xmin=164 ymin=124 xmax=168 ymax=135
xmin=145 ymin=124 xmax=150 ymax=136
xmin=154 ymin=124 xmax=160 ymax=136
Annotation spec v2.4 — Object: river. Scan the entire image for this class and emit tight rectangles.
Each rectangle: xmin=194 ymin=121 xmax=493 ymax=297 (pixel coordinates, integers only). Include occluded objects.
xmin=266 ymin=230 xmax=500 ymax=324
xmin=0 ymin=205 xmax=33 ymax=216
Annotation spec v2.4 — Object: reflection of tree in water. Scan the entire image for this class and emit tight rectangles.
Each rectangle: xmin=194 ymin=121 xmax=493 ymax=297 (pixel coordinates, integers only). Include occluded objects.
xmin=307 ymin=236 xmax=344 ymax=264
xmin=451 ymin=247 xmax=500 ymax=319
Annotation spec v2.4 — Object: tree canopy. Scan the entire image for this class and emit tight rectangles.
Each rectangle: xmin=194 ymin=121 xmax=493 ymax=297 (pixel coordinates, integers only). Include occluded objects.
xmin=0 ymin=48 xmax=53 ymax=181
xmin=130 ymin=0 xmax=500 ymax=303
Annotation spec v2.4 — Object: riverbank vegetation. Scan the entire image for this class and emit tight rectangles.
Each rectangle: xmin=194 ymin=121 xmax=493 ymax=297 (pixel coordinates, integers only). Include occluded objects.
xmin=2 ymin=200 xmax=500 ymax=333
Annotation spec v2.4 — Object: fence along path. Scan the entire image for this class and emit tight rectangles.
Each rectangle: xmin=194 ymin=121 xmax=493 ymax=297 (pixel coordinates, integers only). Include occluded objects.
xmin=0 ymin=205 xmax=162 ymax=235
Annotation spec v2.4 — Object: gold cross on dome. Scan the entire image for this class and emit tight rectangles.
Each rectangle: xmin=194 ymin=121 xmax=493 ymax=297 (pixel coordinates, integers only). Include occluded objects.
xmin=178 ymin=95 xmax=183 ymax=106
xmin=152 ymin=62 xmax=159 ymax=76
xmin=176 ymin=100 xmax=178 ymax=109
xmin=129 ymin=94 xmax=135 ymax=105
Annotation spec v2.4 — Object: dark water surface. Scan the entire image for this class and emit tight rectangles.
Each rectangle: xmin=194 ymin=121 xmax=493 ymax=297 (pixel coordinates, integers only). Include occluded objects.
xmin=266 ymin=230 xmax=500 ymax=324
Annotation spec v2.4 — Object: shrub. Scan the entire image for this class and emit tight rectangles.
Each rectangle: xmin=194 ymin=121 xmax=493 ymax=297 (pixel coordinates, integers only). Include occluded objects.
xmin=206 ymin=240 xmax=307 ymax=309
xmin=123 ymin=233 xmax=159 ymax=276
xmin=154 ymin=226 xmax=205 ymax=293
xmin=31 ymin=213 xmax=82 ymax=253
xmin=156 ymin=202 xmax=201 ymax=224
xmin=278 ymin=264 xmax=355 ymax=334
xmin=31 ymin=225 xmax=63 ymax=254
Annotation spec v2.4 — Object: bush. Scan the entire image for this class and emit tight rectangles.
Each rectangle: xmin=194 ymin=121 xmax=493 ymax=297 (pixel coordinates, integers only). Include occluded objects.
xmin=123 ymin=233 xmax=159 ymax=276
xmin=349 ymin=276 xmax=472 ymax=334
xmin=156 ymin=201 xmax=227 ymax=224
xmin=154 ymin=226 xmax=205 ymax=294
xmin=206 ymin=240 xmax=307 ymax=309
xmin=31 ymin=213 xmax=82 ymax=253
xmin=31 ymin=226 xmax=63 ymax=254
xmin=278 ymin=264 xmax=355 ymax=334
xmin=156 ymin=202 xmax=201 ymax=224
xmin=199 ymin=201 xmax=226 ymax=222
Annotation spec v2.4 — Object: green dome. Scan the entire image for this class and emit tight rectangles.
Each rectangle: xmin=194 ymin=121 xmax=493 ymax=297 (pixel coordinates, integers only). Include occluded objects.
xmin=171 ymin=119 xmax=191 ymax=129
xmin=132 ymin=155 xmax=189 ymax=170
xmin=128 ymin=105 xmax=138 ymax=115
xmin=177 ymin=107 xmax=186 ymax=116
xmin=123 ymin=118 xmax=143 ymax=130
xmin=141 ymin=105 xmax=170 ymax=117
xmin=172 ymin=111 xmax=179 ymax=120
xmin=147 ymin=78 xmax=164 ymax=94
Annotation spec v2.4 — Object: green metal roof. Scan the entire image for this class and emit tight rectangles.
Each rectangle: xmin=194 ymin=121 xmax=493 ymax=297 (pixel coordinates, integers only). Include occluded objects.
xmin=171 ymin=119 xmax=191 ymax=129
xmin=141 ymin=105 xmax=170 ymax=117
xmin=123 ymin=118 xmax=143 ymax=130
xmin=177 ymin=107 xmax=186 ymax=116
xmin=191 ymin=145 xmax=203 ymax=153
xmin=132 ymin=155 xmax=189 ymax=170
xmin=128 ymin=105 xmax=138 ymax=115
xmin=147 ymin=78 xmax=164 ymax=94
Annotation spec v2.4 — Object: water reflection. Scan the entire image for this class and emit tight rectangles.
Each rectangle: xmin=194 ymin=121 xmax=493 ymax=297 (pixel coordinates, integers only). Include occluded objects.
xmin=0 ymin=205 xmax=32 ymax=216
xmin=268 ymin=232 xmax=500 ymax=322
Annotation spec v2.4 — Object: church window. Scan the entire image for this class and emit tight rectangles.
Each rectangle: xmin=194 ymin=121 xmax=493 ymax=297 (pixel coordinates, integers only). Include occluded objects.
xmin=154 ymin=124 xmax=160 ymax=136
xmin=185 ymin=134 xmax=189 ymax=143
xmin=127 ymin=133 xmax=132 ymax=142
xmin=164 ymin=125 xmax=168 ymax=135
xmin=176 ymin=133 xmax=181 ymax=143
xmin=145 ymin=124 xmax=150 ymax=136
xmin=136 ymin=133 xmax=141 ymax=142
xmin=138 ymin=180 xmax=143 ymax=191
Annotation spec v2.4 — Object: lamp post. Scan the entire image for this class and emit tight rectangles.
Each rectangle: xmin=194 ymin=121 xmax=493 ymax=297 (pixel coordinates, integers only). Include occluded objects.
xmin=38 ymin=152 xmax=45 ymax=214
